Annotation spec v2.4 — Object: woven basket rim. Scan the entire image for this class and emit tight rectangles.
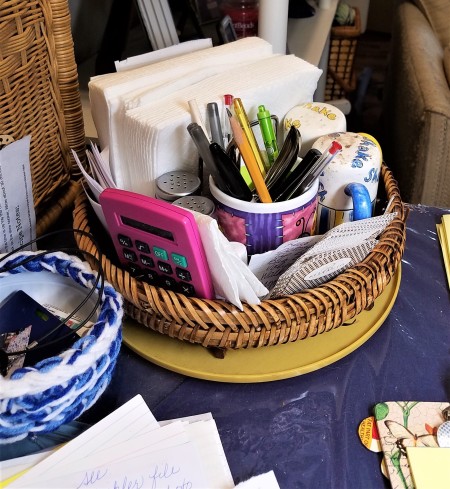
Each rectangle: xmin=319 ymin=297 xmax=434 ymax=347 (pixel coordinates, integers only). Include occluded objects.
xmin=331 ymin=6 xmax=361 ymax=38
xmin=73 ymin=164 xmax=407 ymax=350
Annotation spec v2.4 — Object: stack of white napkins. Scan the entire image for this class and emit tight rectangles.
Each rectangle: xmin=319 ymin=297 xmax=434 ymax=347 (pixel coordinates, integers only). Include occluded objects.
xmin=89 ymin=37 xmax=322 ymax=195
xmin=89 ymin=37 xmax=274 ymax=189
xmin=4 ymin=395 xmax=280 ymax=489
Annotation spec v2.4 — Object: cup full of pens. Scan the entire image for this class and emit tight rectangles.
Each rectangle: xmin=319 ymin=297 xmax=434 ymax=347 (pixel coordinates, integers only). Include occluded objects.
xmin=187 ymin=96 xmax=343 ymax=255
xmin=210 ymin=175 xmax=319 ymax=255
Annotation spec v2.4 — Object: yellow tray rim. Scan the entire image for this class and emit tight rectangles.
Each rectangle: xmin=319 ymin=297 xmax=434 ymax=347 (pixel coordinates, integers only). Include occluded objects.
xmin=123 ymin=266 xmax=401 ymax=383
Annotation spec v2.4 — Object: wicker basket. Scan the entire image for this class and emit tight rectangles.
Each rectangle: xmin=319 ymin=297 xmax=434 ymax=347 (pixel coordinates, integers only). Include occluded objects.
xmin=325 ymin=7 xmax=361 ymax=101
xmin=73 ymin=164 xmax=407 ymax=351
xmin=0 ymin=0 xmax=85 ymax=236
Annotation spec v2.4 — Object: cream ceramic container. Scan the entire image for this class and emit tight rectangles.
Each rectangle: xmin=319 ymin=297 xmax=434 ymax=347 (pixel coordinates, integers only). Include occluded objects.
xmin=312 ymin=132 xmax=382 ymax=233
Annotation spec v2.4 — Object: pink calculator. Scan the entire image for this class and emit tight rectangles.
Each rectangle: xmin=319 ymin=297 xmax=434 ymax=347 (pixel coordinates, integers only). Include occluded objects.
xmin=99 ymin=188 xmax=214 ymax=299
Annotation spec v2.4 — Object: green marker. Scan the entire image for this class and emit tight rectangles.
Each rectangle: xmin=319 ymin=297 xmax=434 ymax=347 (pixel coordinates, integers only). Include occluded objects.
xmin=257 ymin=105 xmax=279 ymax=167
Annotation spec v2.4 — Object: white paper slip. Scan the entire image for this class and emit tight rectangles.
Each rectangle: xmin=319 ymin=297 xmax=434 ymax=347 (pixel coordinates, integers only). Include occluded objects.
xmin=87 ymin=141 xmax=116 ymax=189
xmin=64 ymin=417 xmax=234 ymax=488
xmin=159 ymin=412 xmax=213 ymax=426
xmin=57 ymin=421 xmax=190 ymax=477
xmin=0 ymin=448 xmax=56 ymax=483
xmin=185 ymin=419 xmax=235 ymax=489
xmin=135 ymin=414 xmax=234 ymax=488
xmin=235 ymin=471 xmax=280 ymax=489
xmin=8 ymin=395 xmax=158 ymax=486
xmin=0 ymin=135 xmax=35 ymax=253
xmin=71 ymin=149 xmax=104 ymax=200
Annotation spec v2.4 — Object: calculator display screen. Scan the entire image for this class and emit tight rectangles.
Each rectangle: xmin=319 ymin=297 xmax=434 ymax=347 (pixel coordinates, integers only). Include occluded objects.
xmin=121 ymin=215 xmax=174 ymax=241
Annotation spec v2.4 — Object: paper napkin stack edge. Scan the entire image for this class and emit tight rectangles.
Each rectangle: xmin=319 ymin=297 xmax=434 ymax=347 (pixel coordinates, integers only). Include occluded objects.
xmin=89 ymin=37 xmax=274 ymax=153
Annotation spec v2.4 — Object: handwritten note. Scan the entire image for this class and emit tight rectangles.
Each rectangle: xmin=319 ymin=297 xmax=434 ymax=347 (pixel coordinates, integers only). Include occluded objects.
xmin=7 ymin=396 xmax=236 ymax=489
xmin=16 ymin=442 xmax=207 ymax=489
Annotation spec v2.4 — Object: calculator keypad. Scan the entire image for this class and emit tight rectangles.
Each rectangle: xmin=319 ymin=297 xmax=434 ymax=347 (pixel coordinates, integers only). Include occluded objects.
xmin=153 ymin=247 xmax=168 ymax=260
xmin=171 ymin=253 xmax=188 ymax=268
xmin=116 ymin=234 xmax=195 ymax=296
xmin=157 ymin=261 xmax=173 ymax=275
xmin=176 ymin=268 xmax=191 ymax=282
xmin=179 ymin=282 xmax=195 ymax=296
xmin=135 ymin=240 xmax=150 ymax=253
xmin=123 ymin=248 xmax=137 ymax=262
xmin=139 ymin=255 xmax=154 ymax=267
xmin=118 ymin=234 xmax=133 ymax=247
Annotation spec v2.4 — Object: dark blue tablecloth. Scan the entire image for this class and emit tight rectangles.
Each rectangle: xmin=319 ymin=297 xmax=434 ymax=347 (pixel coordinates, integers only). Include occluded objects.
xmin=5 ymin=204 xmax=450 ymax=488
xmin=78 ymin=204 xmax=449 ymax=488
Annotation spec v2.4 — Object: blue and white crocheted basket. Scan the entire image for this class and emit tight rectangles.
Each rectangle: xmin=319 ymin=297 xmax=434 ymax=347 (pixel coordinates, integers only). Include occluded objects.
xmin=0 ymin=251 xmax=123 ymax=444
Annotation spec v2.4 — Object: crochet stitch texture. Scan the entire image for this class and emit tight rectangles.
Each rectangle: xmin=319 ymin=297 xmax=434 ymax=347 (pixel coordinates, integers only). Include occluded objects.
xmin=0 ymin=251 xmax=123 ymax=444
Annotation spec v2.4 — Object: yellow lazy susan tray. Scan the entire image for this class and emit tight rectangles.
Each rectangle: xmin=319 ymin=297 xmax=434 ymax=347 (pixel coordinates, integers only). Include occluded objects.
xmin=123 ymin=267 xmax=401 ymax=383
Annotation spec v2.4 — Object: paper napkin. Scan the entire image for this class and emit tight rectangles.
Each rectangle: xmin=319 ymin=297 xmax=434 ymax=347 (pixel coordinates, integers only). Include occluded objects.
xmin=268 ymin=213 xmax=396 ymax=298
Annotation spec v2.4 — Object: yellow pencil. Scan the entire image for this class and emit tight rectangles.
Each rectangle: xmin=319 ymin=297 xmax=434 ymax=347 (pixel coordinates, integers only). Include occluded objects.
xmin=227 ymin=109 xmax=272 ymax=203
xmin=233 ymin=98 xmax=267 ymax=175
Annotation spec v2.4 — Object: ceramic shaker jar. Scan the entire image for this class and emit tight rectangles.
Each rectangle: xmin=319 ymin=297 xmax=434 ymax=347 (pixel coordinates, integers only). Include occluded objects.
xmin=312 ymin=132 xmax=382 ymax=234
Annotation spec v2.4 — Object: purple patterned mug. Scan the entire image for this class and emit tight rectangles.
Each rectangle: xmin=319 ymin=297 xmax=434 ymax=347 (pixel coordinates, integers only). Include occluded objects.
xmin=210 ymin=176 xmax=318 ymax=255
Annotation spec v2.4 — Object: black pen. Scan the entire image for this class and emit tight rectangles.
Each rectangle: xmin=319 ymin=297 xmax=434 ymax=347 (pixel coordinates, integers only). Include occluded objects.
xmin=271 ymin=148 xmax=321 ymax=201
xmin=187 ymin=122 xmax=230 ymax=194
xmin=292 ymin=141 xmax=342 ymax=198
xmin=265 ymin=126 xmax=300 ymax=189
xmin=209 ymin=142 xmax=253 ymax=201
xmin=188 ymin=122 xmax=253 ymax=201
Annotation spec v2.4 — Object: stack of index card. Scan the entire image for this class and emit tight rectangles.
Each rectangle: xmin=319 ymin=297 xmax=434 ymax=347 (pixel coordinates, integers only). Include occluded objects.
xmin=2 ymin=395 xmax=282 ymax=488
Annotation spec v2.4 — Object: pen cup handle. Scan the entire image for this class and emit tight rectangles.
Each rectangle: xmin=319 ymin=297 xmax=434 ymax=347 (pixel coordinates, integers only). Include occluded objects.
xmin=344 ymin=183 xmax=372 ymax=221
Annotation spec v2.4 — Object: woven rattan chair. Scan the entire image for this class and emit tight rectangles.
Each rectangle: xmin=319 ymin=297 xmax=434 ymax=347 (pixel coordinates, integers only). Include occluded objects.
xmin=0 ymin=0 xmax=85 ymax=235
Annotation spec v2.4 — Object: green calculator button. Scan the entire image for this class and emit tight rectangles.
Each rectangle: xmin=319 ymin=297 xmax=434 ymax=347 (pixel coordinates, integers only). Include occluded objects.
xmin=171 ymin=253 xmax=188 ymax=268
xmin=153 ymin=246 xmax=168 ymax=260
